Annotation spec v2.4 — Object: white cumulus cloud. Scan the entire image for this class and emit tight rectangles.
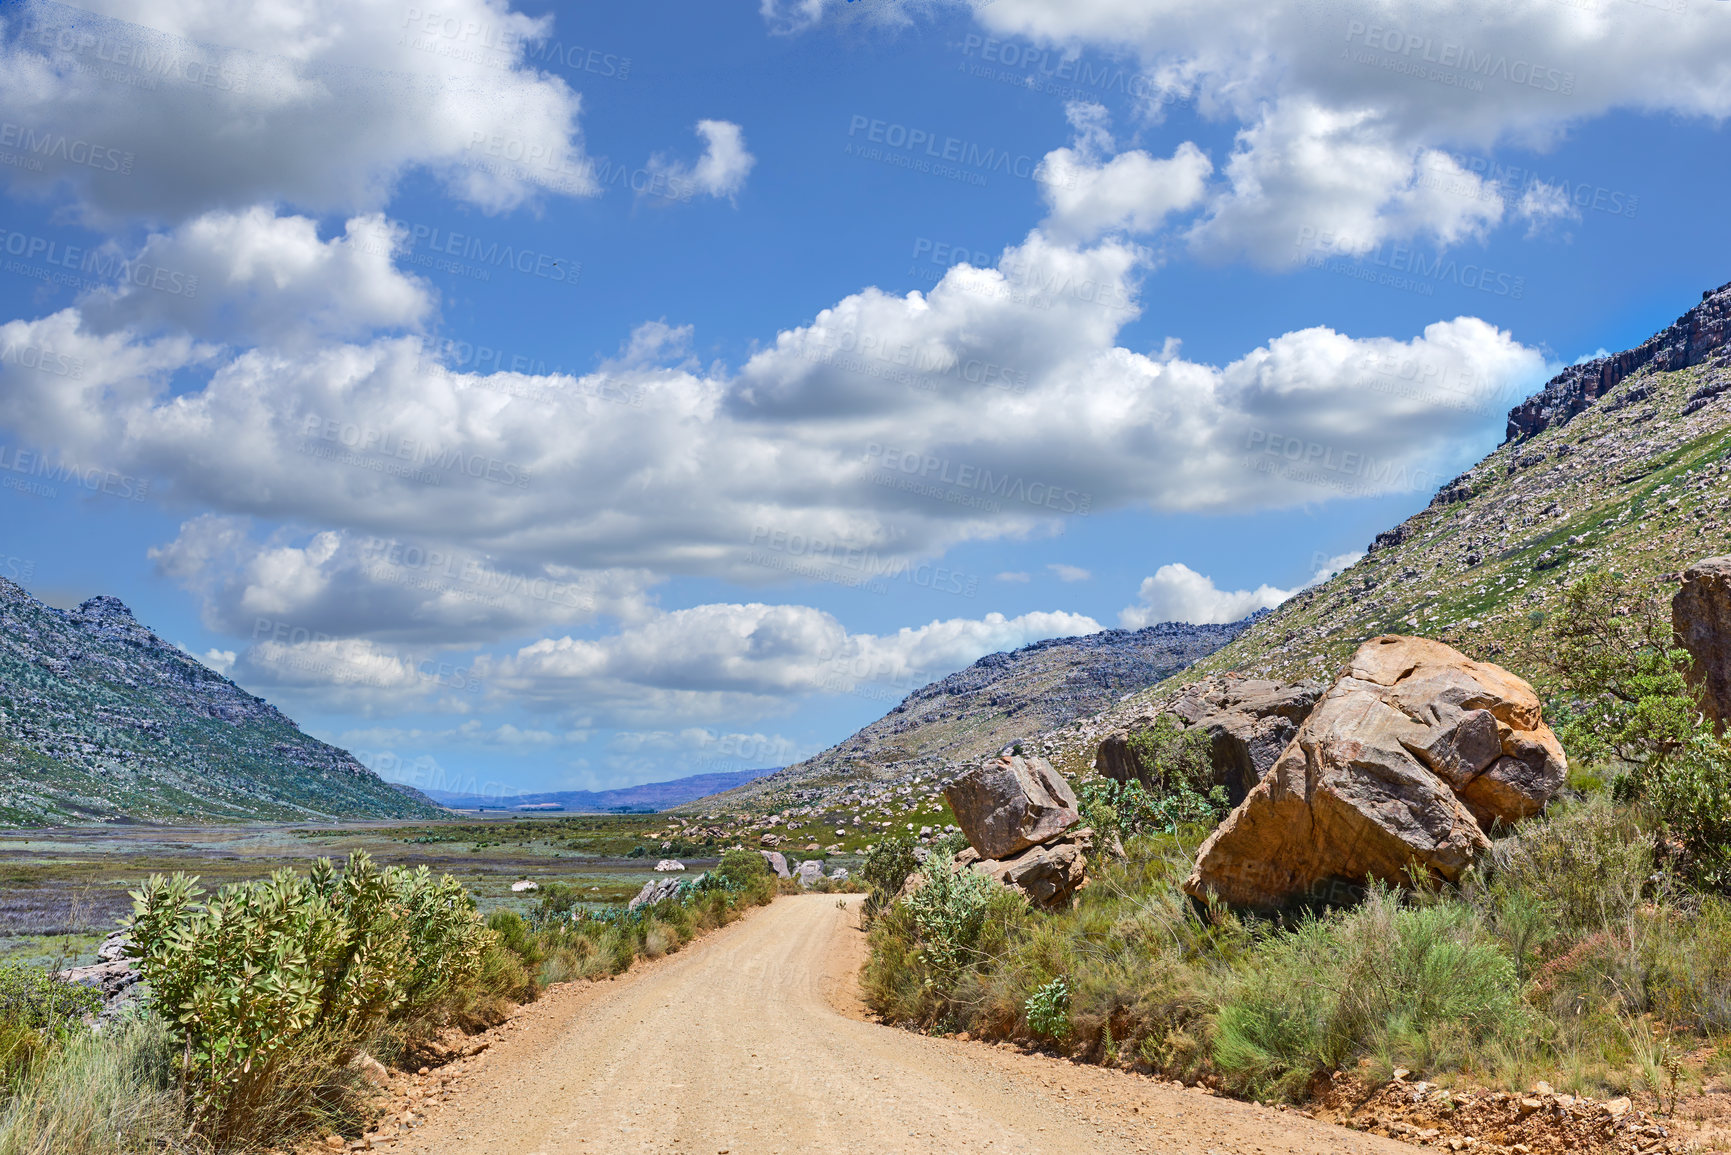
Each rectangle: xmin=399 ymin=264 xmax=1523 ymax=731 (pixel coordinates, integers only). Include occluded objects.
xmin=648 ymin=120 xmax=756 ymax=202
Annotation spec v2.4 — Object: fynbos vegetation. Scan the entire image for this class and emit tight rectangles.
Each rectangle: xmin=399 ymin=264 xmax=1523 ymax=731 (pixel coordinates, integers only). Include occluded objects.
xmin=867 ymin=567 xmax=1731 ymax=1113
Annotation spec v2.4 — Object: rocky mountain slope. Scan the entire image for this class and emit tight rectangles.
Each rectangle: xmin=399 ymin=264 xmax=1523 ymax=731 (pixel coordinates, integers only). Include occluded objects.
xmin=689 ymin=619 xmax=1250 ymax=813
xmin=427 ymin=768 xmax=773 ymax=812
xmin=0 ymin=579 xmax=445 ymax=824
xmin=1042 ymin=278 xmax=1731 ymax=772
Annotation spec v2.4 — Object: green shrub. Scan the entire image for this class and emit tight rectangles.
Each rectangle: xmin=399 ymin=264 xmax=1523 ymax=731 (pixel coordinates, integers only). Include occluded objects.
xmin=901 ymin=847 xmax=1002 ymax=987
xmin=1486 ymin=794 xmax=1654 ymax=932
xmin=1214 ymin=887 xmax=1531 ymax=1100
xmin=1024 ymin=977 xmax=1071 ymax=1041
xmin=1078 ymin=776 xmax=1228 ymax=853
xmin=861 ymin=836 xmax=918 ymax=918
xmin=0 ymin=965 xmax=102 ymax=1034
xmin=1124 ymin=714 xmax=1216 ymax=795
xmin=128 ymin=851 xmax=493 ymax=1146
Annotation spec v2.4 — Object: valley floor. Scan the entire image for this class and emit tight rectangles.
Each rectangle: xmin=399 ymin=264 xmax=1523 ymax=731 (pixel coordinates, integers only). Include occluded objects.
xmin=399 ymin=894 xmax=1410 ymax=1155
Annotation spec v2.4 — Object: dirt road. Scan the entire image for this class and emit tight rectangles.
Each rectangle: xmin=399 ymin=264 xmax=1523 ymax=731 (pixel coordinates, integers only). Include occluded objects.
xmin=401 ymin=895 xmax=1411 ymax=1155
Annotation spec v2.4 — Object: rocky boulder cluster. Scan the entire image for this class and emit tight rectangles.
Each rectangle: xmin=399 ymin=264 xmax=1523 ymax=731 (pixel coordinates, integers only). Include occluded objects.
xmin=1094 ymin=674 xmax=1323 ymax=804
xmin=941 ymin=754 xmax=1091 ymax=910
xmin=1183 ymin=635 xmax=1567 ymax=911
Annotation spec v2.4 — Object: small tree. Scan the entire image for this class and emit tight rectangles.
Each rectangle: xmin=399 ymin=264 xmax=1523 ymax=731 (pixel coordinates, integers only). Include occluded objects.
xmin=1530 ymin=569 xmax=1731 ymax=891
xmin=1124 ymin=714 xmax=1216 ymax=795
xmin=861 ymin=835 xmax=919 ymax=920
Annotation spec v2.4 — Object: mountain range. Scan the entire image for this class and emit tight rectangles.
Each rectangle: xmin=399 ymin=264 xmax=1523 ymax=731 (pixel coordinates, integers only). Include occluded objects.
xmin=0 ymin=579 xmax=443 ymax=824
xmin=425 ymin=769 xmax=773 ymax=812
xmin=690 ymin=618 xmax=1252 ymax=811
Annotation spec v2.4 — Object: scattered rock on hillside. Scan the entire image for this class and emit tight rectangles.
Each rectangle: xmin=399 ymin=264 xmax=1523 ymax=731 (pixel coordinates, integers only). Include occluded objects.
xmin=944 ymin=754 xmax=1079 ymax=859
xmin=58 ymin=930 xmax=142 ymax=1022
xmin=793 ymin=859 xmax=825 ymax=887
xmin=1673 ymin=556 xmax=1731 ymax=728
xmin=627 ymin=876 xmax=686 ymax=911
xmin=654 ymin=859 xmax=686 ymax=872
xmin=956 ymin=827 xmax=1093 ymax=910
xmin=1094 ymin=675 xmax=1323 ymax=804
xmin=1185 ymin=636 xmax=1567 ymax=911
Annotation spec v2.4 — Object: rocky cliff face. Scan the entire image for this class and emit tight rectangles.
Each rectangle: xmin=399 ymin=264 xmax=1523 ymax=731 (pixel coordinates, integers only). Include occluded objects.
xmin=1505 ymin=279 xmax=1731 ymax=442
xmin=689 ymin=619 xmax=1250 ymax=811
xmin=0 ymin=578 xmax=444 ymax=824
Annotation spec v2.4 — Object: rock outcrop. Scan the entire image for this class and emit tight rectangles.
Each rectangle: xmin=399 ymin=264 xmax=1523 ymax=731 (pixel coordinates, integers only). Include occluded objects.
xmin=759 ymin=849 xmax=790 ymax=878
xmin=943 ymin=754 xmax=1079 ymax=859
xmin=1185 ymin=636 xmax=1566 ymax=911
xmin=1506 ymin=279 xmax=1731 ymax=442
xmin=627 ymin=876 xmax=687 ymax=910
xmin=1673 ymin=556 xmax=1731 ymax=727
xmin=59 ymin=931 xmax=142 ymax=1021
xmin=956 ymin=828 xmax=1093 ymax=911
xmin=1095 ymin=675 xmax=1324 ymax=805
xmin=939 ymin=753 xmax=1091 ymax=908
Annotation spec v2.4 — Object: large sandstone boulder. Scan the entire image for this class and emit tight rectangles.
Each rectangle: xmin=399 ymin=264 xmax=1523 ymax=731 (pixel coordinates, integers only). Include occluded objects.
xmin=1674 ymin=557 xmax=1731 ymax=727
xmin=944 ymin=754 xmax=1079 ymax=860
xmin=956 ymin=827 xmax=1093 ymax=911
xmin=759 ymin=849 xmax=790 ymax=878
xmin=1184 ymin=636 xmax=1566 ymax=911
xmin=1096 ymin=676 xmax=1324 ymax=805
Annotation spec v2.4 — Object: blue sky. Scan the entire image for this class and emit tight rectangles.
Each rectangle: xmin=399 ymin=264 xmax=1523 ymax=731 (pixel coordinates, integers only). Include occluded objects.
xmin=2 ymin=0 xmax=1729 ymax=797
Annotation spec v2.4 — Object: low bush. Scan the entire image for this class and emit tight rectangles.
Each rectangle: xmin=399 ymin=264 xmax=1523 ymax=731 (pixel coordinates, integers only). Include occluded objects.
xmin=128 ymin=851 xmax=494 ymax=1146
xmin=1214 ymin=887 xmax=1532 ymax=1100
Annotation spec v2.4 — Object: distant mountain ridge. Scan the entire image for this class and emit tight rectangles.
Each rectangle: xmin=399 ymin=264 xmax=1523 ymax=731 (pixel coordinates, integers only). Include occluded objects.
xmin=690 ymin=618 xmax=1253 ymax=810
xmin=0 ymin=579 xmax=444 ymax=824
xmin=426 ymin=768 xmax=774 ymax=812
